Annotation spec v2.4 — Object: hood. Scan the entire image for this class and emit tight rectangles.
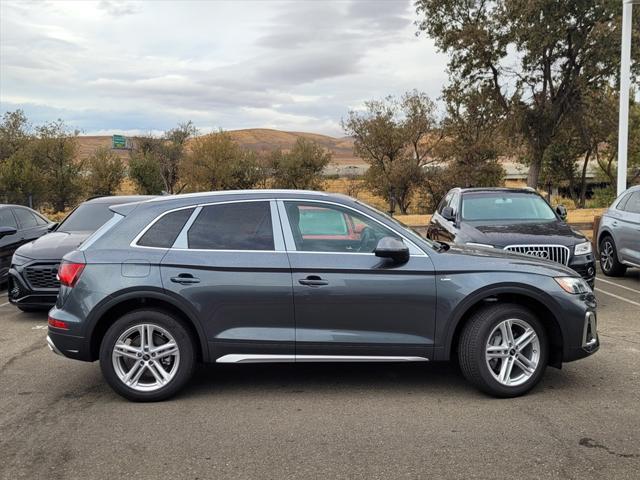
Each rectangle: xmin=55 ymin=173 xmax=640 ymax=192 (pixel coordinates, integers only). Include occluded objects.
xmin=433 ymin=244 xmax=577 ymax=277
xmin=14 ymin=231 xmax=90 ymax=260
xmin=460 ymin=220 xmax=586 ymax=248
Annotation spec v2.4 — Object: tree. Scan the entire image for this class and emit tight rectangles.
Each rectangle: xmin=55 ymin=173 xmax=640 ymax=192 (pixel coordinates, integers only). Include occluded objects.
xmin=34 ymin=120 xmax=83 ymax=211
xmin=416 ymin=0 xmax=640 ymax=188
xmin=129 ymin=121 xmax=196 ymax=195
xmin=181 ymin=131 xmax=267 ymax=191
xmin=128 ymin=150 xmax=165 ymax=195
xmin=342 ymin=91 xmax=440 ymax=214
xmin=269 ymin=138 xmax=331 ymax=190
xmin=0 ymin=142 xmax=47 ymax=206
xmin=85 ymin=147 xmax=126 ymax=196
xmin=0 ymin=110 xmax=31 ymax=162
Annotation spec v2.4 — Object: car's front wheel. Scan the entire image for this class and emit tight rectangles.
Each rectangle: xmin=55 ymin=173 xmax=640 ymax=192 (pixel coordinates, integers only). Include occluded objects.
xmin=458 ymin=304 xmax=548 ymax=397
xmin=99 ymin=310 xmax=196 ymax=402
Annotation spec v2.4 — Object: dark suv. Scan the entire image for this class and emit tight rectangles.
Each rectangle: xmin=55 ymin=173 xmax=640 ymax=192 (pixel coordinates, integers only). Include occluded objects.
xmin=427 ymin=188 xmax=596 ymax=286
xmin=9 ymin=196 xmax=154 ymax=311
xmin=47 ymin=190 xmax=598 ymax=401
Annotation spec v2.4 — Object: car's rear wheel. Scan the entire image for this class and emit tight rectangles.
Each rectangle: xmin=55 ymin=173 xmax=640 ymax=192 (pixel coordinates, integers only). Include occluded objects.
xmin=99 ymin=310 xmax=196 ymax=402
xmin=599 ymin=236 xmax=627 ymax=277
xmin=458 ymin=304 xmax=548 ymax=397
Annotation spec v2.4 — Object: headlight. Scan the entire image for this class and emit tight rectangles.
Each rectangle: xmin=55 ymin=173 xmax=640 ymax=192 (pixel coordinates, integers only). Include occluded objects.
xmin=555 ymin=276 xmax=591 ymax=294
xmin=574 ymin=241 xmax=592 ymax=255
xmin=11 ymin=254 xmax=30 ymax=266
xmin=465 ymin=242 xmax=494 ymax=248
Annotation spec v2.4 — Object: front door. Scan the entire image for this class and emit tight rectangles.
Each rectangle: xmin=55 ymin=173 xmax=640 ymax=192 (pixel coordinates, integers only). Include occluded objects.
xmin=279 ymin=200 xmax=437 ymax=360
xmin=160 ymin=200 xmax=294 ymax=361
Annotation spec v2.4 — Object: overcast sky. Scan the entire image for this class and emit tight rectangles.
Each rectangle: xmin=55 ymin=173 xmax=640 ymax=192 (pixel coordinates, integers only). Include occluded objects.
xmin=0 ymin=0 xmax=447 ymax=137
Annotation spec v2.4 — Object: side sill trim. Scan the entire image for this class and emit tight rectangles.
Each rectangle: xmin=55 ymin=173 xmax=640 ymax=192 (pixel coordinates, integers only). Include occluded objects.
xmin=215 ymin=354 xmax=429 ymax=364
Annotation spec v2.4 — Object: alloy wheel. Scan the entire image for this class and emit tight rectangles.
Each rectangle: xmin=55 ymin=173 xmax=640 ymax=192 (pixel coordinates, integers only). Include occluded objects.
xmin=485 ymin=319 xmax=540 ymax=387
xmin=112 ymin=323 xmax=180 ymax=392
xmin=600 ymin=240 xmax=614 ymax=272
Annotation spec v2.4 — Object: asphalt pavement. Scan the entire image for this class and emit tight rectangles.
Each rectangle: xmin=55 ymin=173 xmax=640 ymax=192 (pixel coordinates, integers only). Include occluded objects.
xmin=1 ymin=268 xmax=638 ymax=480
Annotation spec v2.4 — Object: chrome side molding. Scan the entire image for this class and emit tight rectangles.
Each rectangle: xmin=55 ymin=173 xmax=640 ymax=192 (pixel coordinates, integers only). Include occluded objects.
xmin=215 ymin=354 xmax=429 ymax=364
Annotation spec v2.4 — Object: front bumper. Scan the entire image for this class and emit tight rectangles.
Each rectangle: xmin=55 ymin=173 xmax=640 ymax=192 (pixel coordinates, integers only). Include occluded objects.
xmin=563 ymin=309 xmax=599 ymax=362
xmin=8 ymin=265 xmax=59 ymax=309
xmin=568 ymin=254 xmax=597 ymax=288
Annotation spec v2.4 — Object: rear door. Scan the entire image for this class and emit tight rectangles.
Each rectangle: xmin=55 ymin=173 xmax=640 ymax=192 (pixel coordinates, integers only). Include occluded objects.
xmin=159 ymin=200 xmax=295 ymax=361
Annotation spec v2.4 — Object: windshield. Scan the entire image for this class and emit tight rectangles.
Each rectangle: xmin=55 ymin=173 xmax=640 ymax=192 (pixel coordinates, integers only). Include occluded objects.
xmin=57 ymin=203 xmax=115 ymax=233
xmin=461 ymin=192 xmax=557 ymax=221
xmin=355 ymin=200 xmax=438 ymax=249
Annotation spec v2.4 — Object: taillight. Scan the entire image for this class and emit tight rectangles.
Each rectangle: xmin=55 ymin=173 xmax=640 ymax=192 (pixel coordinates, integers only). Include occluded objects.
xmin=57 ymin=261 xmax=85 ymax=287
xmin=48 ymin=316 xmax=69 ymax=330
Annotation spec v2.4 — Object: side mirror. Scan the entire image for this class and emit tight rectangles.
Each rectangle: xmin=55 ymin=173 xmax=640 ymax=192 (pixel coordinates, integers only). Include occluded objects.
xmin=374 ymin=236 xmax=409 ymax=264
xmin=47 ymin=222 xmax=58 ymax=232
xmin=441 ymin=206 xmax=456 ymax=222
xmin=0 ymin=226 xmax=17 ymax=239
xmin=555 ymin=205 xmax=567 ymax=221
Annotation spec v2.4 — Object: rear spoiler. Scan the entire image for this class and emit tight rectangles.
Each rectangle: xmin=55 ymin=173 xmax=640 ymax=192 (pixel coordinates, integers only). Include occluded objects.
xmin=109 ymin=202 xmax=144 ymax=216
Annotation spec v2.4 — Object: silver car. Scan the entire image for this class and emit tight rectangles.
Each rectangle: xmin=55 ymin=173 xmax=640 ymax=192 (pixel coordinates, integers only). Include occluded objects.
xmin=597 ymin=185 xmax=640 ymax=276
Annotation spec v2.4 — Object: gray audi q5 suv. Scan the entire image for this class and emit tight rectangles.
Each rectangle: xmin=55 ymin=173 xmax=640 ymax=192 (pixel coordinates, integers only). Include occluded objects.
xmin=47 ymin=190 xmax=599 ymax=401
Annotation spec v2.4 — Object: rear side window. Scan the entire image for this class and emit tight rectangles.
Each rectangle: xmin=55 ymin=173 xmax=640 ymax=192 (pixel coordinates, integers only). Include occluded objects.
xmin=13 ymin=208 xmax=37 ymax=228
xmin=0 ymin=209 xmax=17 ymax=229
xmin=187 ymin=202 xmax=274 ymax=250
xmin=138 ymin=208 xmax=194 ymax=248
xmin=616 ymin=192 xmax=632 ymax=210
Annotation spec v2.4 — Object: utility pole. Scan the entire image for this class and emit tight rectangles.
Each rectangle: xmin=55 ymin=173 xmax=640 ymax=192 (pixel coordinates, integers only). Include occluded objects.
xmin=618 ymin=1 xmax=636 ymax=196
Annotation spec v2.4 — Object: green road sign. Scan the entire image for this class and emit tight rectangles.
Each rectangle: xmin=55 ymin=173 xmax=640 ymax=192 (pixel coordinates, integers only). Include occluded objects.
xmin=112 ymin=134 xmax=127 ymax=149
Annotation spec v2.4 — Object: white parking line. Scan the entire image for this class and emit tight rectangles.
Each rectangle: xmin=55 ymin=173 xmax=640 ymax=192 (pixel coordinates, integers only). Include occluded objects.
xmin=595 ymin=288 xmax=640 ymax=307
xmin=0 ymin=301 xmax=10 ymax=307
xmin=596 ymin=277 xmax=640 ymax=296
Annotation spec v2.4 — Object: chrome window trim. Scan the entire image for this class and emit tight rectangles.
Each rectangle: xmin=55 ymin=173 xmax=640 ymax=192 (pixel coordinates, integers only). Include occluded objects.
xmin=276 ymin=199 xmax=427 ymax=256
xmin=131 ymin=199 xmax=285 ymax=252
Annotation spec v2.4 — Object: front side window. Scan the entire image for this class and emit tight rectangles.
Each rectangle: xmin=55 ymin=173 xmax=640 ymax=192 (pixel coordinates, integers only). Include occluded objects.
xmin=624 ymin=192 xmax=640 ymax=214
xmin=284 ymin=201 xmax=397 ymax=253
xmin=13 ymin=208 xmax=37 ymax=228
xmin=461 ymin=193 xmax=556 ymax=221
xmin=187 ymin=202 xmax=274 ymax=250
xmin=138 ymin=208 xmax=194 ymax=248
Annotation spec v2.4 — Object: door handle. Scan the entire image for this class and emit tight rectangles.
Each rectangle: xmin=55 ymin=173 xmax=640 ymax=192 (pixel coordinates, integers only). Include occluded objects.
xmin=170 ymin=274 xmax=200 ymax=285
xmin=298 ymin=275 xmax=329 ymax=287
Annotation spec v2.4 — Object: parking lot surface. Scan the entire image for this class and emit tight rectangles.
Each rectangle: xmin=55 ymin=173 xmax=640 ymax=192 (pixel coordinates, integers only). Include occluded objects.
xmin=1 ymin=268 xmax=639 ymax=480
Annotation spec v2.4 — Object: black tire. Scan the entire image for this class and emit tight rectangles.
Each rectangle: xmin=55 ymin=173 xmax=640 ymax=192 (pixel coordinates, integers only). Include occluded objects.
xmin=458 ymin=303 xmax=548 ymax=398
xmin=599 ymin=235 xmax=627 ymax=277
xmin=100 ymin=309 xmax=196 ymax=402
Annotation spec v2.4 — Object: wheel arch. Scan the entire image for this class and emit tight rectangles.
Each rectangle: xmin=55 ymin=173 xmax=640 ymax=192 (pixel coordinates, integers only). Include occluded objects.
xmin=441 ymin=285 xmax=564 ymax=368
xmin=86 ymin=288 xmax=209 ymax=363
xmin=597 ymin=227 xmax=615 ymax=255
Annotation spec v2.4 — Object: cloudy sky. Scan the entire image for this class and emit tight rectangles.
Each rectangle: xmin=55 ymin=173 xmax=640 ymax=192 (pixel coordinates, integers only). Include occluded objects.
xmin=0 ymin=0 xmax=447 ymax=137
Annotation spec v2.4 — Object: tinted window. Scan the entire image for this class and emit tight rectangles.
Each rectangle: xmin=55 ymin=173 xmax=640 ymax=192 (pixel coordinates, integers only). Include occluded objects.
xmin=0 ymin=209 xmax=17 ymax=229
xmin=187 ymin=202 xmax=274 ymax=250
xmin=616 ymin=192 xmax=632 ymax=210
xmin=624 ymin=192 xmax=640 ymax=214
xmin=284 ymin=201 xmax=397 ymax=253
xmin=138 ymin=208 xmax=194 ymax=248
xmin=57 ymin=203 xmax=117 ymax=232
xmin=461 ymin=193 xmax=556 ymax=221
xmin=13 ymin=208 xmax=37 ymax=228
xmin=34 ymin=213 xmax=48 ymax=225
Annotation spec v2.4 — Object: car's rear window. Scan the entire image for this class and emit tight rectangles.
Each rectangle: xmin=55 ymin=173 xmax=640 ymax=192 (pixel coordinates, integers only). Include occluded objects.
xmin=58 ymin=203 xmax=117 ymax=232
xmin=137 ymin=208 xmax=194 ymax=248
xmin=187 ymin=202 xmax=274 ymax=250
xmin=461 ymin=193 xmax=556 ymax=221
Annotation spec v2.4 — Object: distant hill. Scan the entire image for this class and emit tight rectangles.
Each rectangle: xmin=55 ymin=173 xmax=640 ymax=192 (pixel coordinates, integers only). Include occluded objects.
xmin=75 ymin=129 xmax=361 ymax=169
